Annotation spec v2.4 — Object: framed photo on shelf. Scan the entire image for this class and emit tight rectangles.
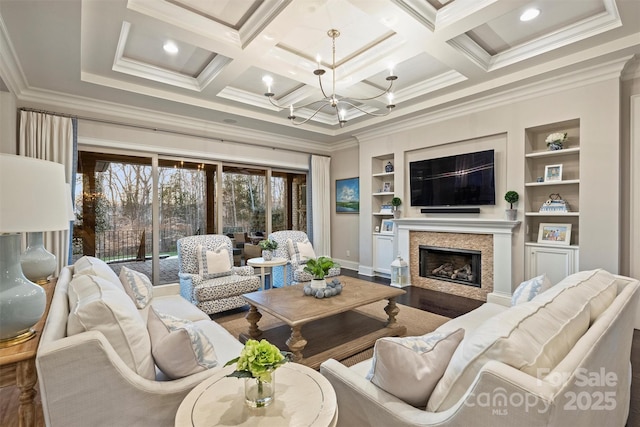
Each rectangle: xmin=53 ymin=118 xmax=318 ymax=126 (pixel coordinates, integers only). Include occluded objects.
xmin=381 ymin=219 xmax=395 ymax=234
xmin=537 ymin=223 xmax=572 ymax=245
xmin=382 ymin=182 xmax=392 ymax=192
xmin=544 ymin=164 xmax=563 ymax=182
xmin=335 ymin=177 xmax=359 ymax=213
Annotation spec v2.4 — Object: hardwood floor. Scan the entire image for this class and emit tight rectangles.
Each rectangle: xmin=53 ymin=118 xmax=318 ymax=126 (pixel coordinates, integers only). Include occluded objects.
xmin=2 ymin=270 xmax=639 ymax=426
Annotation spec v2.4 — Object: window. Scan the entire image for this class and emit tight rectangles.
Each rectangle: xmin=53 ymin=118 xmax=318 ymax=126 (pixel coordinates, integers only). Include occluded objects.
xmin=73 ymin=150 xmax=305 ymax=284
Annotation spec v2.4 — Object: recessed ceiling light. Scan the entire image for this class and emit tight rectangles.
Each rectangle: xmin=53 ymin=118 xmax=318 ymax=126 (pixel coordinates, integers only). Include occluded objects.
xmin=163 ymin=41 xmax=179 ymax=54
xmin=520 ymin=8 xmax=540 ymax=22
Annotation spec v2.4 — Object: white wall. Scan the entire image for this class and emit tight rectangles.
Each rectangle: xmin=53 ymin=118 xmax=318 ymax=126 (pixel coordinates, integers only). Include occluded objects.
xmin=78 ymin=120 xmax=310 ymax=171
xmin=0 ymin=90 xmax=17 ymax=154
xmin=621 ymin=75 xmax=640 ymax=278
xmin=351 ymin=77 xmax=622 ymax=289
xmin=330 ymin=144 xmax=359 ymax=270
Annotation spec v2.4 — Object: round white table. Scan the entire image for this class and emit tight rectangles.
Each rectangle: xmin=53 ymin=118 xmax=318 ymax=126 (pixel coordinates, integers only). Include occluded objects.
xmin=247 ymin=257 xmax=288 ymax=290
xmin=175 ymin=363 xmax=337 ymax=427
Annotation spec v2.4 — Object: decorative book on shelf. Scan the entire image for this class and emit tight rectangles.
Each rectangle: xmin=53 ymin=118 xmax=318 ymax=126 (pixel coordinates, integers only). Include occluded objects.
xmin=539 ymin=193 xmax=571 ymax=213
xmin=379 ymin=204 xmax=393 ymax=214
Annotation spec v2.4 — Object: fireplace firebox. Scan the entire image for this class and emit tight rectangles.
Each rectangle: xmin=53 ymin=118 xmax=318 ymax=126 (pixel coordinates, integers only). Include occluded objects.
xmin=419 ymin=245 xmax=481 ymax=287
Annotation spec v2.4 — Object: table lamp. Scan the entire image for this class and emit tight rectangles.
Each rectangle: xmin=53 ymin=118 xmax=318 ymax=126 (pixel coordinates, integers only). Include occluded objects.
xmin=0 ymin=154 xmax=70 ymax=347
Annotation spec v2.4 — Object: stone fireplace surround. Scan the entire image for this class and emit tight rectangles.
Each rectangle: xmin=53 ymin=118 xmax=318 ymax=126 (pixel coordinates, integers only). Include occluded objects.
xmin=394 ymin=218 xmax=519 ymax=305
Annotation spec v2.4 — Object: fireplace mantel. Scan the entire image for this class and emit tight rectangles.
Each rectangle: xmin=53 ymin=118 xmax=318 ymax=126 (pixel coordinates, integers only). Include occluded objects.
xmin=393 ymin=218 xmax=519 ymax=234
xmin=394 ymin=218 xmax=520 ymax=306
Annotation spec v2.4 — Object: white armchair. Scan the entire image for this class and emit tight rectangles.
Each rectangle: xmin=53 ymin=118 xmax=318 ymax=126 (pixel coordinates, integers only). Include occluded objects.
xmin=268 ymin=230 xmax=340 ymax=287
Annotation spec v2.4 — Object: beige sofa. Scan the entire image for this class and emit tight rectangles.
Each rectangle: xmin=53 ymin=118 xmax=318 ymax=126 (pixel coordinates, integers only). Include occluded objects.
xmin=320 ymin=269 xmax=639 ymax=427
xmin=36 ymin=256 xmax=245 ymax=427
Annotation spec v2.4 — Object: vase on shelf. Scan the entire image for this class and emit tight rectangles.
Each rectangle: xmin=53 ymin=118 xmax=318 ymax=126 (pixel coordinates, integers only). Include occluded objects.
xmin=244 ymin=372 xmax=275 ymax=408
xmin=548 ymin=142 xmax=563 ymax=151
xmin=385 ymin=161 xmax=394 ymax=173
xmin=262 ymin=250 xmax=273 ymax=261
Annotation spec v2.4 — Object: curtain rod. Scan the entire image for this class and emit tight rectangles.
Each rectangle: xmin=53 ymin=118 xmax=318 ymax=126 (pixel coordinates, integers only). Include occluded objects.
xmin=18 ymin=107 xmax=321 ymax=156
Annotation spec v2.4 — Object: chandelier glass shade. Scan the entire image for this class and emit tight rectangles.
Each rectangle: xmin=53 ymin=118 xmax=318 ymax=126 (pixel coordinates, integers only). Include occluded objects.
xmin=263 ymin=29 xmax=398 ymax=128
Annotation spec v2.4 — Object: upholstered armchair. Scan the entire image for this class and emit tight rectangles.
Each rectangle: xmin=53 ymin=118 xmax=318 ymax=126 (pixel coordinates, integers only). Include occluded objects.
xmin=177 ymin=234 xmax=260 ymax=314
xmin=268 ymin=230 xmax=341 ymax=287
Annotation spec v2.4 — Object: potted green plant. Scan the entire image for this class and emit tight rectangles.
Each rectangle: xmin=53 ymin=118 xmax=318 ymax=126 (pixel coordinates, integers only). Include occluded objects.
xmin=303 ymin=256 xmax=339 ymax=289
xmin=504 ymin=191 xmax=519 ymax=221
xmin=391 ymin=197 xmax=402 ymax=218
xmin=258 ymin=239 xmax=278 ymax=261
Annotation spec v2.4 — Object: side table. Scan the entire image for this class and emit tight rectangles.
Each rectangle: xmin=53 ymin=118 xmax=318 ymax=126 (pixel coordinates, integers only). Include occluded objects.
xmin=247 ymin=257 xmax=288 ymax=290
xmin=175 ymin=363 xmax=337 ymax=427
xmin=0 ymin=278 xmax=56 ymax=427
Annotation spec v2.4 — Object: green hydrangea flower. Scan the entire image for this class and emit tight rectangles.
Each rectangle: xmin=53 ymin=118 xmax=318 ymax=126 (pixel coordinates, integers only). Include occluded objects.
xmin=225 ymin=339 xmax=291 ymax=382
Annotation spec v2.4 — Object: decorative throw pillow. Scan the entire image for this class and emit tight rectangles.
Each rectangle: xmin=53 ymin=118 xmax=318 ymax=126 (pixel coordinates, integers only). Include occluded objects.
xmin=366 ymin=328 xmax=465 ymax=407
xmin=73 ymin=255 xmax=123 ymax=290
xmin=511 ymin=274 xmax=552 ymax=305
xmin=119 ymin=266 xmax=153 ymax=309
xmin=67 ymin=275 xmax=156 ymax=380
xmin=147 ymin=307 xmax=218 ymax=379
xmin=196 ymin=244 xmax=232 ymax=279
xmin=287 ymin=239 xmax=316 ymax=264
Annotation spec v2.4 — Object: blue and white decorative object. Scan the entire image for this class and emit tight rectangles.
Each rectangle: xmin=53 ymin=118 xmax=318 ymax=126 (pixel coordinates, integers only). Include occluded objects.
xmin=0 ymin=155 xmax=70 ymax=347
xmin=545 ymin=132 xmax=567 ymax=151
xmin=385 ymin=161 xmax=394 ymax=172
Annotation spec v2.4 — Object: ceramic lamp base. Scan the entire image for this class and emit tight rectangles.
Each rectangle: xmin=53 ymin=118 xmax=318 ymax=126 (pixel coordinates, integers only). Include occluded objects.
xmin=0 ymin=328 xmax=36 ymax=348
xmin=21 ymin=231 xmax=56 ymax=284
xmin=0 ymin=234 xmax=46 ymax=343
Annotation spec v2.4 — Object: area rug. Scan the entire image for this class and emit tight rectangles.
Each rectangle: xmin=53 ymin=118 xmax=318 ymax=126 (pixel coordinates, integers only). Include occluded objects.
xmin=215 ymin=277 xmax=451 ymax=367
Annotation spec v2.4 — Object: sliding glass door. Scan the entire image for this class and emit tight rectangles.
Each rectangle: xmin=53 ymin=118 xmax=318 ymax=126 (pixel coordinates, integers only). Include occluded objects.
xmin=157 ymin=159 xmax=216 ymax=283
xmin=73 ymin=149 xmax=305 ymax=284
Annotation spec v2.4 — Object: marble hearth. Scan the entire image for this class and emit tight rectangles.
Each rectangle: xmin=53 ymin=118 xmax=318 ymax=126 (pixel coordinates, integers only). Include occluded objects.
xmin=394 ymin=218 xmax=519 ymax=305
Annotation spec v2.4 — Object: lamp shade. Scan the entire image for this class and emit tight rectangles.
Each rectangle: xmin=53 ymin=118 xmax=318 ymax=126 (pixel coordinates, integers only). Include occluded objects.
xmin=0 ymin=154 xmax=70 ymax=232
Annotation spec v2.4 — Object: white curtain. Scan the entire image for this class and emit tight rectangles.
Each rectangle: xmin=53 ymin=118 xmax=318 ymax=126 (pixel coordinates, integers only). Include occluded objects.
xmin=310 ymin=155 xmax=331 ymax=256
xmin=19 ymin=111 xmax=74 ymax=276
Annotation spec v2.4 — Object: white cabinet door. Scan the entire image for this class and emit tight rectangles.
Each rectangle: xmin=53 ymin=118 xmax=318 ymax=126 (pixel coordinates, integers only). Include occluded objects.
xmin=525 ymin=244 xmax=579 ymax=285
xmin=374 ymin=234 xmax=394 ymax=274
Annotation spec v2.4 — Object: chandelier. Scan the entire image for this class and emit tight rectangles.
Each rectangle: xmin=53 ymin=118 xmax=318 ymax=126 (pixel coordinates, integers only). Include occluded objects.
xmin=262 ymin=29 xmax=398 ymax=128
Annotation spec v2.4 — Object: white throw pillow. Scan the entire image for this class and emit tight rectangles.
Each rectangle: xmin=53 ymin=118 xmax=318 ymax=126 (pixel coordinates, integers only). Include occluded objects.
xmin=289 ymin=239 xmax=316 ymax=264
xmin=366 ymin=328 xmax=465 ymax=407
xmin=119 ymin=266 xmax=153 ymax=309
xmin=196 ymin=244 xmax=232 ymax=279
xmin=511 ymin=274 xmax=552 ymax=305
xmin=67 ymin=275 xmax=156 ymax=380
xmin=73 ymin=255 xmax=123 ymax=290
xmin=428 ymin=283 xmax=591 ymax=412
xmin=147 ymin=307 xmax=218 ymax=379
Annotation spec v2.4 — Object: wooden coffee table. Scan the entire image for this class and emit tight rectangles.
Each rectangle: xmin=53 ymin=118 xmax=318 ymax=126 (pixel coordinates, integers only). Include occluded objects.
xmin=241 ymin=279 xmax=406 ymax=369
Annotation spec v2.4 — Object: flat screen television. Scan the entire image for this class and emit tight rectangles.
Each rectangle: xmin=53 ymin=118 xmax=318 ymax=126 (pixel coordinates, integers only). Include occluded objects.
xmin=410 ymin=149 xmax=495 ymax=206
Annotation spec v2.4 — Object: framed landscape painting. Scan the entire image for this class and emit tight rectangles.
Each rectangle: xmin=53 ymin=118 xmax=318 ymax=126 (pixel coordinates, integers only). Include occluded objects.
xmin=336 ymin=177 xmax=360 ymax=213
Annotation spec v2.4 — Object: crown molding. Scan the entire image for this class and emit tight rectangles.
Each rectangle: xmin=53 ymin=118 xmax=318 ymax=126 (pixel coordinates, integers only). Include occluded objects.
xmin=112 ymin=22 xmax=231 ymax=92
xmin=621 ymin=55 xmax=640 ymax=81
xmin=354 ymin=55 xmax=633 ymax=142
xmin=0 ymin=14 xmax=27 ymax=94
xmin=447 ymin=0 xmax=622 ymax=72
xmin=14 ymin=85 xmax=334 ymax=154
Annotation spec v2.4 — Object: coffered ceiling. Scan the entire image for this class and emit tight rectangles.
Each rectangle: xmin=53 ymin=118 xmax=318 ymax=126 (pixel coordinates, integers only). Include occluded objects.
xmin=0 ymin=0 xmax=639 ymax=145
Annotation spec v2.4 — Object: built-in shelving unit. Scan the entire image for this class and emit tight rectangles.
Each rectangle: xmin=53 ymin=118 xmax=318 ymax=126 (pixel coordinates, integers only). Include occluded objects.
xmin=372 ymin=154 xmax=396 ymax=276
xmin=524 ymin=119 xmax=580 ymax=281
